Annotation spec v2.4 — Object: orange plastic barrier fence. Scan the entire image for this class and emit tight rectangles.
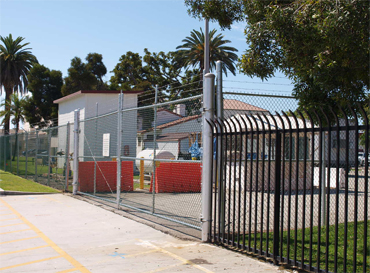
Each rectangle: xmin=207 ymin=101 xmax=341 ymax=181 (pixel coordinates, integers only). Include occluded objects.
xmin=150 ymin=162 xmax=202 ymax=193
xmin=79 ymin=161 xmax=133 ymax=193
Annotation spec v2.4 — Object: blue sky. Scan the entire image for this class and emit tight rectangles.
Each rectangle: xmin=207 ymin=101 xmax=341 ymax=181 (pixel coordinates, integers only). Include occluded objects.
xmin=0 ymin=0 xmax=296 ymax=124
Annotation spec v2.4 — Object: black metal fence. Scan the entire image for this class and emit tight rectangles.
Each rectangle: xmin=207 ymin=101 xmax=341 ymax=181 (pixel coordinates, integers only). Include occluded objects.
xmin=209 ymin=106 xmax=369 ymax=273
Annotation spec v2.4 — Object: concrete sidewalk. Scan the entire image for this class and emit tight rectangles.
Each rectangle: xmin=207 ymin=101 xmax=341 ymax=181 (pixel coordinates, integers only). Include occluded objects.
xmin=0 ymin=194 xmax=284 ymax=273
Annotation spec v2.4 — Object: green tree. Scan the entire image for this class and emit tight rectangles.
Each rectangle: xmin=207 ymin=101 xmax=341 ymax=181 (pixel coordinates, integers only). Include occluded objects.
xmin=61 ymin=57 xmax=97 ymax=96
xmin=0 ymin=93 xmax=27 ymax=160
xmin=23 ymin=64 xmax=63 ymax=127
xmin=85 ymin=53 xmax=108 ymax=90
xmin=184 ymin=0 xmax=369 ymax=112
xmin=111 ymin=49 xmax=201 ymax=129
xmin=61 ymin=53 xmax=108 ymax=96
xmin=176 ymin=28 xmax=238 ymax=76
xmin=111 ymin=49 xmax=199 ymax=102
xmin=0 ymin=34 xmax=38 ymax=134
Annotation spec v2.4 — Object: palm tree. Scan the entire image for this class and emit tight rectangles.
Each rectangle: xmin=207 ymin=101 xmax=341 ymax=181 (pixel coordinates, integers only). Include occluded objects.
xmin=0 ymin=93 xmax=27 ymax=160
xmin=176 ymin=28 xmax=238 ymax=76
xmin=0 ymin=34 xmax=38 ymax=135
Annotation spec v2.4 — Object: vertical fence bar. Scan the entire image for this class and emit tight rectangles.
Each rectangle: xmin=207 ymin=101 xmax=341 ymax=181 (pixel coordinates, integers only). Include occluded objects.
xmin=152 ymin=85 xmax=159 ymax=214
xmin=349 ymin=107 xmax=359 ymax=272
xmin=284 ymin=112 xmax=293 ymax=263
xmin=35 ymin=131 xmax=39 ymax=181
xmin=72 ymin=109 xmax=80 ymax=195
xmin=94 ymin=103 xmax=98 ymax=195
xmin=276 ymin=113 xmax=286 ymax=263
xmin=47 ymin=129 xmax=51 ymax=186
xmin=25 ymin=131 xmax=28 ymax=179
xmin=250 ymin=115 xmax=259 ymax=253
xmin=330 ymin=108 xmax=340 ymax=273
xmin=9 ymin=137 xmax=12 ymax=172
xmin=321 ymin=108 xmax=331 ymax=273
xmin=360 ymin=105 xmax=369 ymax=273
xmin=3 ymin=136 xmax=5 ymax=170
xmin=16 ymin=132 xmax=19 ymax=176
xmin=223 ymin=120 xmax=231 ymax=244
xmin=116 ymin=93 xmax=123 ymax=208
xmin=258 ymin=114 xmax=266 ymax=256
xmin=65 ymin=122 xmax=70 ymax=191
xmin=241 ymin=117 xmax=249 ymax=251
xmin=291 ymin=112 xmax=300 ymax=267
xmin=201 ymin=73 xmax=215 ymax=242
xmin=273 ymin=130 xmax=281 ymax=264
xmin=298 ymin=111 xmax=307 ymax=270
xmin=229 ymin=118 xmax=237 ymax=246
xmin=341 ymin=109 xmax=349 ymax=273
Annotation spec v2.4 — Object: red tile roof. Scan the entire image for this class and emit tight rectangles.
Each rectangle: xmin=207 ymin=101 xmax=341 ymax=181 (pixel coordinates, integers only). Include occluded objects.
xmin=223 ymin=99 xmax=268 ymax=112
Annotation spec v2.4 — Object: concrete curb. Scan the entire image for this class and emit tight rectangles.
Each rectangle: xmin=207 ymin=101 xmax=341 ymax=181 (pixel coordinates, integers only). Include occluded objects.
xmin=0 ymin=188 xmax=59 ymax=196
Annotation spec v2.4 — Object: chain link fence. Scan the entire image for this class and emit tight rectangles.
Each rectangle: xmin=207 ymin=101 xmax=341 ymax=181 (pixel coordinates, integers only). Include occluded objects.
xmin=0 ymin=124 xmax=72 ymax=191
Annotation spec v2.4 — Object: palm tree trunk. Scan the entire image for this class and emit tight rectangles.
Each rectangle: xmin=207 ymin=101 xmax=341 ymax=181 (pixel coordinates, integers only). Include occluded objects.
xmin=4 ymin=87 xmax=12 ymax=135
xmin=3 ymin=86 xmax=12 ymax=160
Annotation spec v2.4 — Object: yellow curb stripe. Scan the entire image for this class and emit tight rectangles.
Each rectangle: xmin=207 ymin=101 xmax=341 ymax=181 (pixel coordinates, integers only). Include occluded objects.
xmin=0 ymin=222 xmax=24 ymax=228
xmin=0 ymin=255 xmax=62 ymax=271
xmin=136 ymin=239 xmax=214 ymax=273
xmin=0 ymin=198 xmax=91 ymax=273
xmin=0 ymin=228 xmax=32 ymax=235
xmin=0 ymin=236 xmax=39 ymax=245
xmin=0 ymin=244 xmax=48 ymax=256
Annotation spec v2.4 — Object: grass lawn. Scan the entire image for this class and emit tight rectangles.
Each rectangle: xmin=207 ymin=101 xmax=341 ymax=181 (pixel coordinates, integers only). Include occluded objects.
xmin=133 ymin=182 xmax=150 ymax=190
xmin=3 ymin=156 xmax=64 ymax=176
xmin=0 ymin=170 xmax=60 ymax=193
xmin=240 ymin=221 xmax=369 ymax=272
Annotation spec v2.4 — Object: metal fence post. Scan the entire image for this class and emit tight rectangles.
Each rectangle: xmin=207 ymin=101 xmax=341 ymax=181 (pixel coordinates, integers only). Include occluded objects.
xmin=47 ymin=129 xmax=52 ymax=186
xmin=35 ymin=131 xmax=39 ymax=181
xmin=201 ymin=73 xmax=215 ymax=242
xmin=273 ymin=131 xmax=282 ymax=263
xmin=65 ymin=122 xmax=70 ymax=191
xmin=16 ymin=132 xmax=19 ymax=176
xmin=72 ymin=109 xmax=80 ymax=195
xmin=321 ymin=131 xmax=327 ymax=226
xmin=116 ymin=93 xmax=123 ymax=208
xmin=25 ymin=131 xmax=28 ymax=179
xmin=216 ymin=61 xmax=225 ymax=235
xmin=94 ymin=103 xmax=98 ymax=195
xmin=3 ymin=136 xmax=5 ymax=170
xmin=152 ymin=85 xmax=159 ymax=214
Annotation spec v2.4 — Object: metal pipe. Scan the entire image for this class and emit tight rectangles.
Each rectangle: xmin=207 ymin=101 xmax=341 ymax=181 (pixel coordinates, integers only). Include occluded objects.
xmin=25 ymin=131 xmax=28 ymax=179
xmin=94 ymin=103 xmax=98 ymax=195
xmin=152 ymin=85 xmax=159 ymax=214
xmin=201 ymin=73 xmax=215 ymax=242
xmin=65 ymin=122 xmax=70 ymax=191
xmin=216 ymin=61 xmax=225 ymax=237
xmin=72 ymin=109 xmax=80 ymax=195
xmin=116 ymin=93 xmax=123 ymax=208
xmin=204 ymin=17 xmax=209 ymax=74
xmin=47 ymin=129 xmax=51 ymax=186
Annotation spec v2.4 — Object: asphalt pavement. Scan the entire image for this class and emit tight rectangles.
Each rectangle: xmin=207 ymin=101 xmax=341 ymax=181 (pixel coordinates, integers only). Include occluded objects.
xmin=0 ymin=193 xmax=286 ymax=273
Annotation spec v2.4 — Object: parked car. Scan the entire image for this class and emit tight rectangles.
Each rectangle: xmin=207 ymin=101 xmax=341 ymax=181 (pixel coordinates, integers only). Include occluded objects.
xmin=358 ymin=152 xmax=364 ymax=164
xmin=22 ymin=149 xmax=48 ymax=156
xmin=359 ymin=153 xmax=370 ymax=166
